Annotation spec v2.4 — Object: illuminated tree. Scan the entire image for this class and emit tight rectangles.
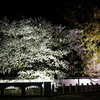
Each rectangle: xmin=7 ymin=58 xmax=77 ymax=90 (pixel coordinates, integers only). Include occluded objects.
xmin=62 ymin=0 xmax=100 ymax=77
xmin=82 ymin=22 xmax=100 ymax=77
xmin=0 ymin=18 xmax=85 ymax=80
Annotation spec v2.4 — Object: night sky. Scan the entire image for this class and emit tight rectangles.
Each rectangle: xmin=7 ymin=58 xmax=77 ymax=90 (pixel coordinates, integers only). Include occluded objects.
xmin=0 ymin=0 xmax=99 ymax=25
xmin=0 ymin=1 xmax=66 ymax=25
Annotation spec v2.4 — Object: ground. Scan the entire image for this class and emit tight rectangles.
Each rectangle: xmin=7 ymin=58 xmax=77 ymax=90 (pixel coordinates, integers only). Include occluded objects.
xmin=0 ymin=91 xmax=100 ymax=100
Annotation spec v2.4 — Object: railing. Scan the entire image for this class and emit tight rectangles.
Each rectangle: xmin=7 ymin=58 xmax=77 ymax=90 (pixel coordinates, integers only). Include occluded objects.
xmin=0 ymin=82 xmax=51 ymax=97
xmin=0 ymin=82 xmax=100 ymax=97
xmin=54 ymin=83 xmax=100 ymax=95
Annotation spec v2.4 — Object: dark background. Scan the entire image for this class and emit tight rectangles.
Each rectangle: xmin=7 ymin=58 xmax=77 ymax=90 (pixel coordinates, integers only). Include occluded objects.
xmin=0 ymin=0 xmax=99 ymax=26
xmin=0 ymin=0 xmax=99 ymax=77
xmin=0 ymin=0 xmax=66 ymax=25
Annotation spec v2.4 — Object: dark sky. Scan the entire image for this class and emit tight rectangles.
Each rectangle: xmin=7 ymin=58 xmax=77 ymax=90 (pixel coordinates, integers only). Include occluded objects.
xmin=0 ymin=1 xmax=66 ymax=25
xmin=0 ymin=0 xmax=99 ymax=25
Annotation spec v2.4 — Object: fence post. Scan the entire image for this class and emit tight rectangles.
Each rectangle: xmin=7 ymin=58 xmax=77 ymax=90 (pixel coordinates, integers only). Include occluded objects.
xmin=1 ymin=89 xmax=4 ymax=96
xmin=63 ymin=84 xmax=65 ymax=94
xmin=69 ymin=84 xmax=72 ymax=93
xmin=92 ymin=83 xmax=94 ymax=91
xmin=81 ymin=83 xmax=84 ymax=92
xmin=76 ymin=84 xmax=78 ymax=93
xmin=40 ymin=85 xmax=43 ymax=96
xmin=21 ymin=87 xmax=25 ymax=96
xmin=44 ymin=82 xmax=51 ymax=96
xmin=96 ymin=83 xmax=98 ymax=91
xmin=87 ymin=83 xmax=89 ymax=92
xmin=52 ymin=84 xmax=54 ymax=96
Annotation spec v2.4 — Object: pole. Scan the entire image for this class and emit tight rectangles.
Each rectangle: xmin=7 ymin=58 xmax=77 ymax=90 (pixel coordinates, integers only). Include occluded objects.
xmin=78 ymin=70 xmax=79 ymax=86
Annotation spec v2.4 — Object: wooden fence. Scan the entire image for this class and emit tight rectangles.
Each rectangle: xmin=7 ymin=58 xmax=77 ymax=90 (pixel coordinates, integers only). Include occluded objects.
xmin=52 ymin=83 xmax=100 ymax=95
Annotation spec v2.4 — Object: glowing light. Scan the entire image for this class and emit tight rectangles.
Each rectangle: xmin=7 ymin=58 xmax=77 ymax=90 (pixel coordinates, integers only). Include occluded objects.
xmin=0 ymin=18 xmax=85 ymax=82
xmin=85 ymin=52 xmax=100 ymax=77
xmin=60 ymin=78 xmax=100 ymax=86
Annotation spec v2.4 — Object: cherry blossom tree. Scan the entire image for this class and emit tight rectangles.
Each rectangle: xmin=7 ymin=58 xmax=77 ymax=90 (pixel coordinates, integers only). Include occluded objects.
xmin=0 ymin=18 xmax=85 ymax=80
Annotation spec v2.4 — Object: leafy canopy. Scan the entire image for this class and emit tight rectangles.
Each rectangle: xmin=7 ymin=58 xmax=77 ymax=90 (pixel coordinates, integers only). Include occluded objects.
xmin=0 ymin=18 xmax=85 ymax=80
